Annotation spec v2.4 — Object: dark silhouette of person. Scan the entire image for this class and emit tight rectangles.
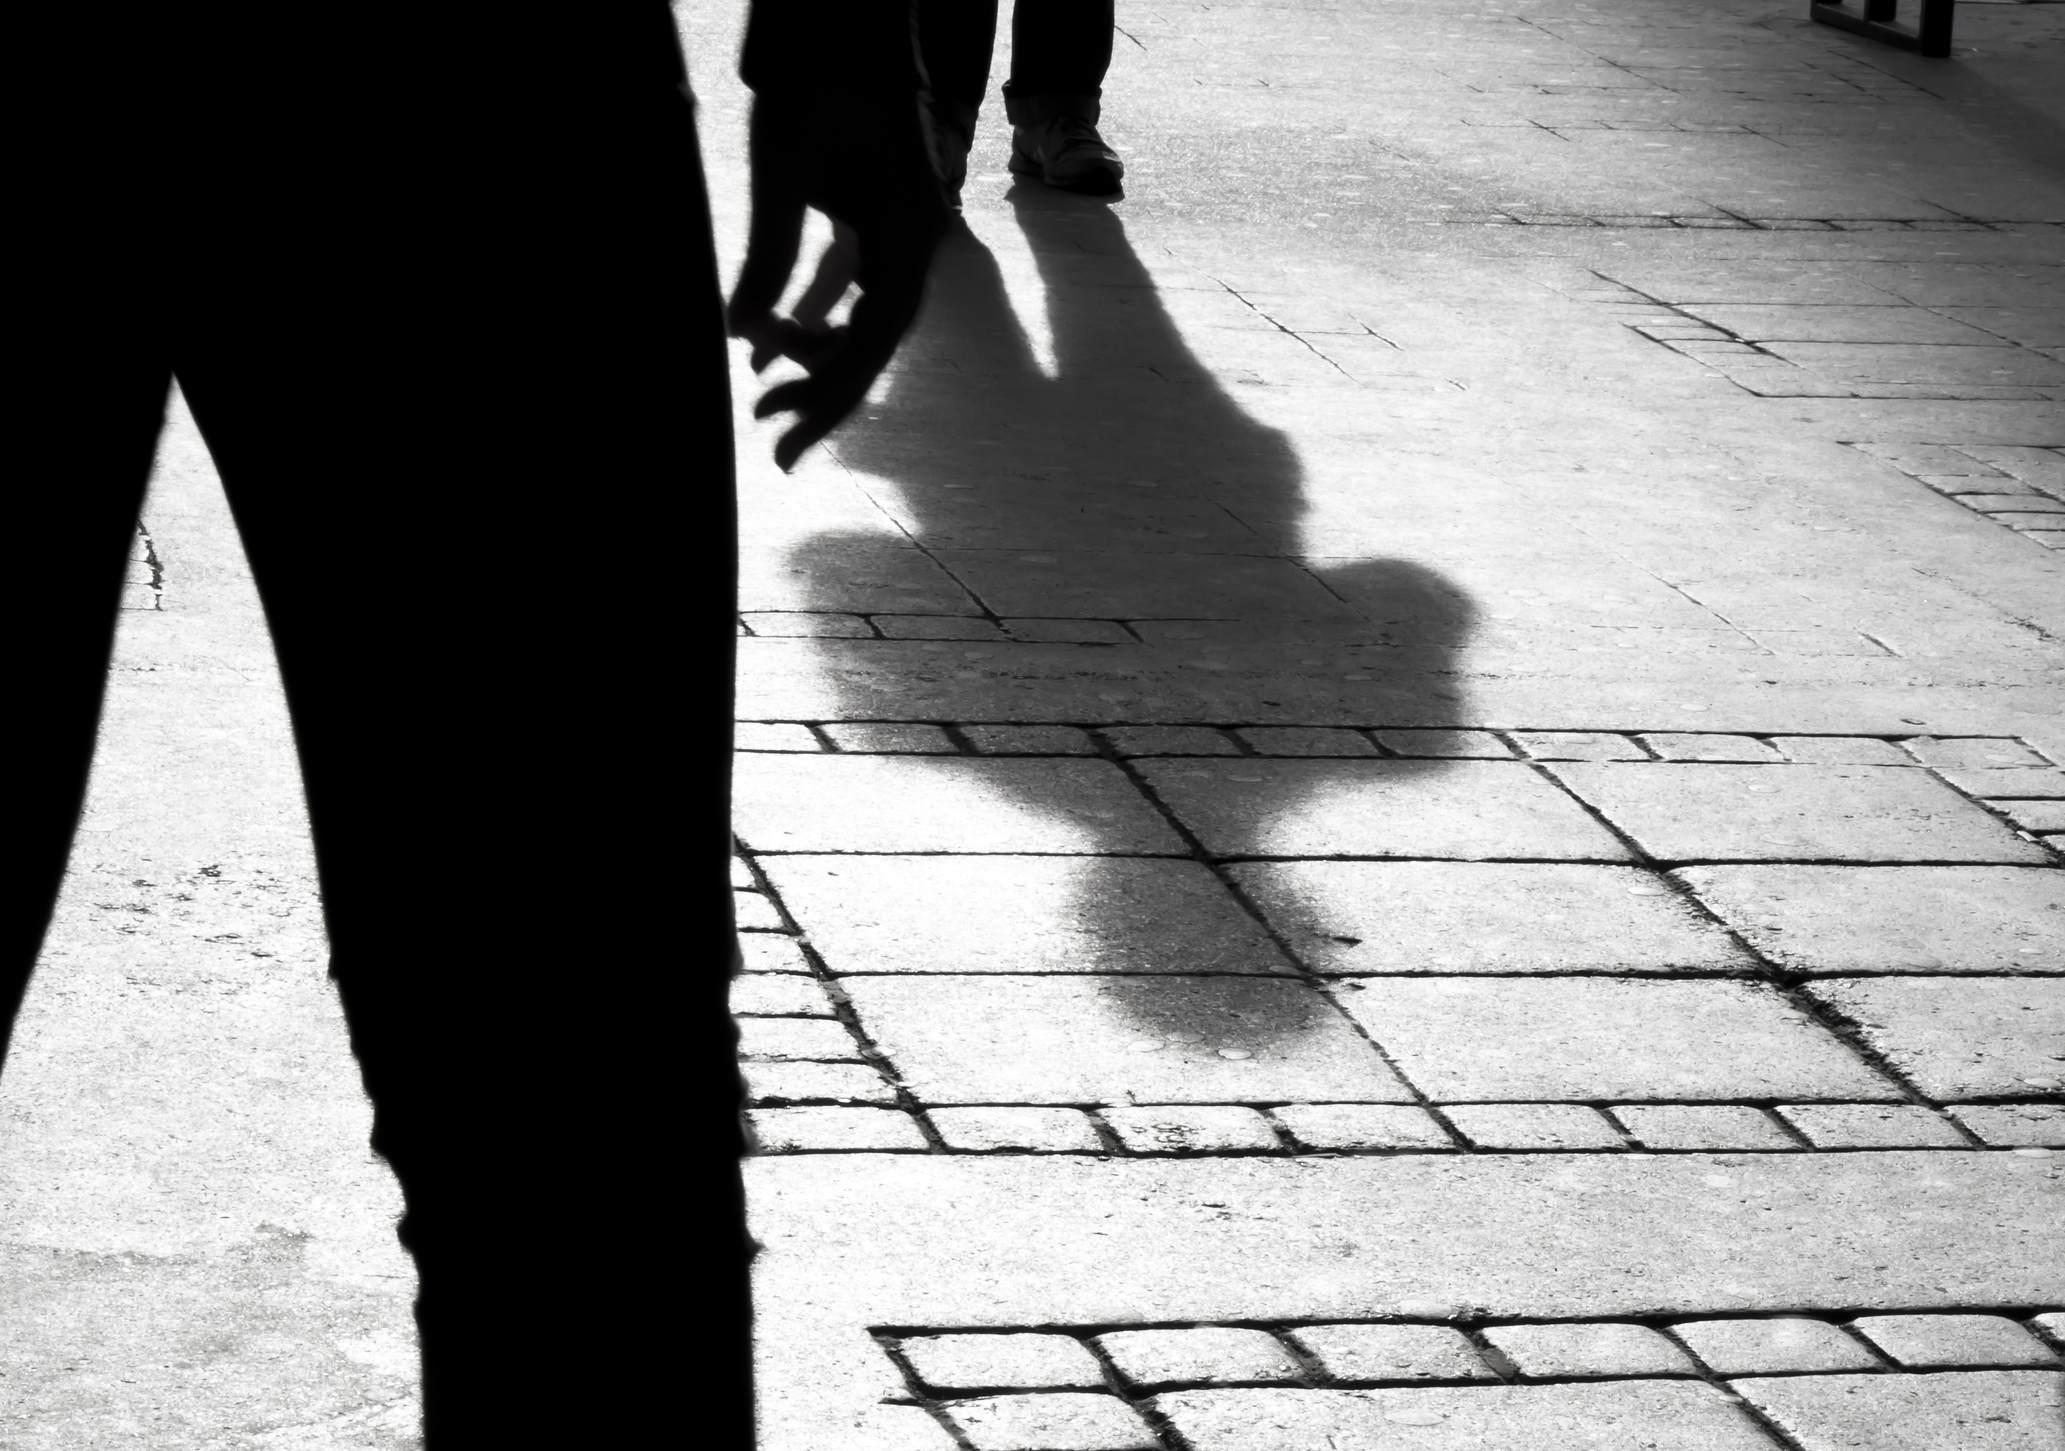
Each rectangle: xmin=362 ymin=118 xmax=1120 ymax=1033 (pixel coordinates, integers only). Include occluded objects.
xmin=8 ymin=3 xmax=943 ymax=1447
xmin=918 ymin=0 xmax=1127 ymax=199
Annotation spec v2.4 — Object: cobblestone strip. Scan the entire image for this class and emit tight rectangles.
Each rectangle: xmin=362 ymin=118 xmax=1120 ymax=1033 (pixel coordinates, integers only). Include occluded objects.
xmin=1846 ymin=442 xmax=2065 ymax=550
xmin=872 ymin=1310 xmax=2065 ymax=1451
xmin=733 ymin=727 xmax=2061 ymax=1155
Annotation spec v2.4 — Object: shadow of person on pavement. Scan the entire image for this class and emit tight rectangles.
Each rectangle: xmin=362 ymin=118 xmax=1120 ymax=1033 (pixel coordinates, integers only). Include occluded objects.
xmin=780 ymin=186 xmax=1479 ymax=1056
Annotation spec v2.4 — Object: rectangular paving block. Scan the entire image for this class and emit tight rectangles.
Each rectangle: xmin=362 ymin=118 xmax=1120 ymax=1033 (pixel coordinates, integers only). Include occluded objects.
xmin=1138 ymin=760 xmax=1632 ymax=860
xmin=1952 ymin=1104 xmax=2065 ymax=1147
xmin=1771 ymin=736 xmax=1914 ymax=766
xmin=945 ymin=1392 xmax=1158 ymax=1451
xmin=1513 ymin=731 xmax=1648 ymax=762
xmin=964 ymin=725 xmax=1099 ymax=755
xmin=733 ymin=755 xmax=1184 ymax=854
xmin=747 ymin=1107 xmax=928 ymax=1153
xmin=1939 ymin=768 xmax=2065 ymax=800
xmin=1549 ymin=763 xmax=2048 ymax=864
xmin=1336 ymin=978 xmax=1893 ymax=1102
xmin=1776 ymin=1104 xmax=1968 ymax=1149
xmin=1234 ymin=861 xmax=1752 ymax=974
xmin=731 ymin=974 xmax=837 ymax=1017
xmin=2001 ymin=802 xmax=2065 ymax=833
xmin=1905 ymin=739 xmax=2052 ymax=771
xmin=1482 ymin=1322 xmax=1696 ymax=1378
xmin=1237 ymin=727 xmax=1379 ymax=757
xmin=1851 ymin=1314 xmax=2061 ymax=1369
xmin=744 ymin=1061 xmax=896 ymax=1106
xmin=1103 ymin=1106 xmax=1282 ymax=1155
xmin=1153 ymin=1383 xmax=1775 ymax=1451
xmin=753 ymin=1153 xmax=2065 ymax=1349
xmin=1270 ymin=1104 xmax=1455 ymax=1152
xmin=738 ymin=1017 xmax=864 ymax=1062
xmin=1094 ymin=1328 xmax=1302 ymax=1388
xmin=842 ymin=976 xmax=1412 ymax=1105
xmin=1804 ymin=978 xmax=2065 ymax=1099
xmin=735 ymin=889 xmax=786 ymax=931
xmin=1612 ymin=1105 xmax=1799 ymax=1152
xmin=740 ymin=934 xmax=813 ymax=974
xmin=1738 ymin=1371 xmax=2065 ymax=1451
xmin=1678 ymin=866 xmax=2064 ymax=973
xmin=1672 ymin=1317 xmax=1880 ymax=1375
xmin=1441 ymin=1104 xmax=1626 ymax=1152
xmin=1371 ymin=729 xmax=1514 ymax=759
xmin=823 ymin=721 xmax=959 ymax=754
xmin=737 ymin=721 xmax=824 ymax=751
xmin=1104 ymin=725 xmax=1239 ymax=757
xmin=1638 ymin=734 xmax=1782 ymax=763
xmin=929 ymin=1107 xmax=1107 ymax=1153
xmin=1285 ymin=1324 xmax=1497 ymax=1383
xmin=900 ymin=1333 xmax=1106 ymax=1391
xmin=762 ymin=856 xmax=1294 ymax=975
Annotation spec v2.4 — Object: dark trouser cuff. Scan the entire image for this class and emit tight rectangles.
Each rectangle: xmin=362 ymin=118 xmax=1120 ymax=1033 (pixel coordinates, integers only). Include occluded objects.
xmin=1003 ymin=89 xmax=1101 ymax=125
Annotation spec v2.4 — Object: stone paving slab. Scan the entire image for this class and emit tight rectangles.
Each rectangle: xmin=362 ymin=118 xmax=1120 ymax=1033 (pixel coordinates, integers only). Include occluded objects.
xmin=1852 ymin=1314 xmax=2061 ymax=1370
xmin=841 ymin=976 xmax=1409 ymax=1105
xmin=944 ymin=1391 xmax=1158 ymax=1451
xmin=1285 ymin=1324 xmax=1497 ymax=1384
xmin=1673 ymin=1318 xmax=1879 ymax=1376
xmin=1137 ymin=760 xmax=1632 ymax=861
xmin=1332 ymin=978 xmax=1892 ymax=1102
xmin=1953 ymin=1105 xmax=2065 ymax=1149
xmin=1150 ymin=1382 xmax=1780 ymax=1450
xmin=1734 ymin=1370 xmax=2065 ymax=1451
xmin=761 ymin=855 xmax=1294 ymax=975
xmin=733 ymin=755 xmax=1184 ymax=854
xmin=750 ymin=1154 xmax=2065 ymax=1328
xmin=1232 ymin=861 xmax=1752 ymax=975
xmin=1480 ymin=1321 xmax=1695 ymax=1378
xmin=1677 ymin=866 xmax=2065 ymax=974
xmin=902 ymin=1332 xmax=1107 ymax=1392
xmin=1803 ymin=978 xmax=2065 ymax=1100
xmin=1548 ymin=764 xmax=2049 ymax=864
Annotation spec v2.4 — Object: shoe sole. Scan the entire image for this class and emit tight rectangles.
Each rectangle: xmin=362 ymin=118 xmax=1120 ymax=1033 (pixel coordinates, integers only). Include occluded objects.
xmin=1009 ymin=150 xmax=1124 ymax=196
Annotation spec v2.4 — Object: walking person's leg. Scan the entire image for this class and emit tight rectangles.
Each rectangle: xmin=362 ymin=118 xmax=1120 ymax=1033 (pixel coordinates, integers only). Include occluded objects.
xmin=919 ymin=0 xmax=1002 ymax=198
xmin=1005 ymin=0 xmax=1125 ymax=193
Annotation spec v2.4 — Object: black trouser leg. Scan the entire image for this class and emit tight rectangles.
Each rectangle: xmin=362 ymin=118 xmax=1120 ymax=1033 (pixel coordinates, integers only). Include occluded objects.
xmin=10 ymin=32 xmax=751 ymax=1449
xmin=1005 ymin=0 xmax=1116 ymax=123
xmin=918 ymin=0 xmax=1001 ymax=136
xmin=169 ymin=83 xmax=747 ymax=1442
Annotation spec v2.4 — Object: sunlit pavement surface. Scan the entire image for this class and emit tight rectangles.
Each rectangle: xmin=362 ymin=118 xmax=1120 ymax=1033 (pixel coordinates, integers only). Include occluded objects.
xmin=5 ymin=1 xmax=2063 ymax=1447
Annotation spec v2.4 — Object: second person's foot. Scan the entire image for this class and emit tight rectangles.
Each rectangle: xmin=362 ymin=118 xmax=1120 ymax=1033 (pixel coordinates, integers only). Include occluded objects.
xmin=1009 ymin=117 xmax=1125 ymax=196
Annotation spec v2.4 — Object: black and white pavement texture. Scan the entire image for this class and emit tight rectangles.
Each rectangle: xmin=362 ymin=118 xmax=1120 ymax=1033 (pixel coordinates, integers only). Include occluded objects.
xmin=4 ymin=0 xmax=2062 ymax=1447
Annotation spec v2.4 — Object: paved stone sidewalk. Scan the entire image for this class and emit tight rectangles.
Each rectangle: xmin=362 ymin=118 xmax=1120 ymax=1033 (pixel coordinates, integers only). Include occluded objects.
xmin=3 ymin=0 xmax=2061 ymax=1447
xmin=692 ymin=0 xmax=2065 ymax=1447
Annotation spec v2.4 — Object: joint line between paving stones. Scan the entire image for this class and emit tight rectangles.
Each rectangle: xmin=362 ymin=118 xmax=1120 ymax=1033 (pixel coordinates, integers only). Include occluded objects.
xmin=1649 ymin=1323 xmax=1815 ymax=1451
xmin=733 ymin=845 xmax=954 ymax=1147
xmin=870 ymin=1336 xmax=988 ymax=1451
xmin=1488 ymin=741 xmax=1972 ymax=1116
xmin=1094 ymin=729 xmax=1466 ymax=1150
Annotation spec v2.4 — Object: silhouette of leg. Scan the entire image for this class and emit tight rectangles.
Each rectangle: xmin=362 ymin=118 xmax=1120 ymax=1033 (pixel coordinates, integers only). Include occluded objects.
xmin=11 ymin=14 xmax=753 ymax=1445
xmin=919 ymin=0 xmax=1001 ymax=139
xmin=168 ymin=88 xmax=748 ymax=1443
xmin=1004 ymin=0 xmax=1116 ymax=123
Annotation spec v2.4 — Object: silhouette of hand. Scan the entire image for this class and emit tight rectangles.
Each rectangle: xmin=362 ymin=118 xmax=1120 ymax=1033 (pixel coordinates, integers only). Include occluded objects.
xmin=728 ymin=92 xmax=949 ymax=470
